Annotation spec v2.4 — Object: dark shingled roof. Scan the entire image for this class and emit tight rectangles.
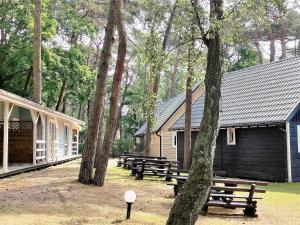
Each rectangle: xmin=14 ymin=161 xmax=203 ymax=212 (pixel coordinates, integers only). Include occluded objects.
xmin=134 ymin=84 xmax=201 ymax=136
xmin=171 ymin=56 xmax=300 ymax=130
xmin=135 ymin=92 xmax=186 ymax=136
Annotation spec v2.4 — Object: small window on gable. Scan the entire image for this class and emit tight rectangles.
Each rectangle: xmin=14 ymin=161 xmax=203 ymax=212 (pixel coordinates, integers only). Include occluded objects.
xmin=172 ymin=132 xmax=177 ymax=148
xmin=136 ymin=137 xmax=140 ymax=144
xmin=297 ymin=125 xmax=300 ymax=153
xmin=227 ymin=128 xmax=236 ymax=145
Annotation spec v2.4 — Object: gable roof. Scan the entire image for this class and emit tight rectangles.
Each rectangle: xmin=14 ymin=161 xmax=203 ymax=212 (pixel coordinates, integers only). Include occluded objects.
xmin=135 ymin=92 xmax=186 ymax=136
xmin=171 ymin=56 xmax=300 ymax=130
xmin=134 ymin=84 xmax=202 ymax=136
xmin=0 ymin=89 xmax=84 ymax=126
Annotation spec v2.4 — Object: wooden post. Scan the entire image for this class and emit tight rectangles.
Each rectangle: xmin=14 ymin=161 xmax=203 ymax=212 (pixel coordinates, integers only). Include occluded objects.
xmin=3 ymin=102 xmax=9 ymax=172
xmin=76 ymin=129 xmax=79 ymax=155
xmin=46 ymin=116 xmax=50 ymax=163
xmin=2 ymin=102 xmax=13 ymax=172
xmin=31 ymin=110 xmax=38 ymax=165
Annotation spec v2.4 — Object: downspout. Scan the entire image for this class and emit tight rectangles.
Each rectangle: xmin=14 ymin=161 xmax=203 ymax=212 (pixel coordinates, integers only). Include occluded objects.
xmin=156 ymin=132 xmax=162 ymax=157
xmin=285 ymin=122 xmax=292 ymax=182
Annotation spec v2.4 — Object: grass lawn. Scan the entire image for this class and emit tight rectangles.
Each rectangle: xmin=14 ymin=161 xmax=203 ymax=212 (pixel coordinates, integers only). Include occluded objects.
xmin=0 ymin=159 xmax=299 ymax=225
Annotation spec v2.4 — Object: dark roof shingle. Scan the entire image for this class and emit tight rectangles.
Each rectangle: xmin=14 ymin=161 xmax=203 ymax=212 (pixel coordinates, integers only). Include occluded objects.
xmin=172 ymin=56 xmax=300 ymax=130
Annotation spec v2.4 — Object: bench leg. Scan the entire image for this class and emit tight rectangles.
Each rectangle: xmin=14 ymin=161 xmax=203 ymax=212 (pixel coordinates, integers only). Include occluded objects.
xmin=135 ymin=173 xmax=144 ymax=180
xmin=165 ymin=174 xmax=172 ymax=182
xmin=201 ymin=205 xmax=208 ymax=216
xmin=174 ymin=185 xmax=178 ymax=196
xmin=131 ymin=169 xmax=136 ymax=176
xmin=244 ymin=207 xmax=257 ymax=217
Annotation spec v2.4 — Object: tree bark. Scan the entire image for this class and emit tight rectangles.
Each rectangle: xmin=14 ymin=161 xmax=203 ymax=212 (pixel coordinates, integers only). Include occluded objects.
xmin=56 ymin=80 xmax=67 ymax=111
xmin=78 ymin=0 xmax=116 ymax=184
xmin=183 ymin=27 xmax=195 ymax=170
xmin=280 ymin=33 xmax=286 ymax=60
xmin=170 ymin=48 xmax=180 ymax=99
xmin=94 ymin=108 xmax=105 ymax=168
xmin=253 ymin=34 xmax=263 ymax=64
xmin=93 ymin=0 xmax=127 ymax=187
xmin=269 ymin=31 xmax=276 ymax=62
xmin=144 ymin=0 xmax=177 ymax=156
xmin=33 ymin=0 xmax=42 ymax=104
xmin=166 ymin=0 xmax=223 ymax=224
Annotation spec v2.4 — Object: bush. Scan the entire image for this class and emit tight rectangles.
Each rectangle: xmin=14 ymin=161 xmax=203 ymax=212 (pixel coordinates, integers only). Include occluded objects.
xmin=111 ymin=139 xmax=134 ymax=157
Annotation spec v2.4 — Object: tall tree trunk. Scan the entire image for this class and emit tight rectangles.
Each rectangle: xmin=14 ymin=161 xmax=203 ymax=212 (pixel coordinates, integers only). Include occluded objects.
xmin=94 ymin=108 xmax=105 ymax=168
xmin=78 ymin=0 xmax=116 ymax=184
xmin=166 ymin=0 xmax=223 ymax=224
xmin=269 ymin=31 xmax=276 ymax=62
xmin=183 ymin=27 xmax=195 ymax=169
xmin=56 ymin=80 xmax=67 ymax=111
xmin=62 ymin=97 xmax=67 ymax=114
xmin=280 ymin=34 xmax=286 ymax=60
xmin=297 ymin=40 xmax=300 ymax=56
xmin=253 ymin=34 xmax=263 ymax=64
xmin=94 ymin=42 xmax=101 ymax=70
xmin=144 ymin=0 xmax=177 ymax=156
xmin=93 ymin=0 xmax=127 ymax=187
xmin=78 ymin=103 xmax=83 ymax=120
xmin=170 ymin=48 xmax=180 ymax=99
xmin=33 ymin=0 xmax=42 ymax=104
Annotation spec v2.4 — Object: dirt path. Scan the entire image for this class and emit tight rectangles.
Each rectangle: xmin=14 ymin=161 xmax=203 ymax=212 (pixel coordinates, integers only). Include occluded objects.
xmin=0 ymin=159 xmax=299 ymax=225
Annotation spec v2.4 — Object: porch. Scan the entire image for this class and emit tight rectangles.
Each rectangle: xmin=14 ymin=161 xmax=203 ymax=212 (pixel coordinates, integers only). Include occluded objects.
xmin=0 ymin=90 xmax=82 ymax=175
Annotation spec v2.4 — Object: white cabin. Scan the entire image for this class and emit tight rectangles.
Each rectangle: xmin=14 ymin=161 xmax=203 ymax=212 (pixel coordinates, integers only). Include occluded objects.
xmin=0 ymin=89 xmax=84 ymax=174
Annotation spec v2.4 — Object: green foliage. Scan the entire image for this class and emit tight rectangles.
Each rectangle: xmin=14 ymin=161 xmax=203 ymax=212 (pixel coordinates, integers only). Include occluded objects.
xmin=229 ymin=44 xmax=259 ymax=71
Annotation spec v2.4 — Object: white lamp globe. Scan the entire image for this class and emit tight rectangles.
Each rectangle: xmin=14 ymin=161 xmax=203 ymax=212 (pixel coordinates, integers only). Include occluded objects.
xmin=124 ymin=190 xmax=136 ymax=203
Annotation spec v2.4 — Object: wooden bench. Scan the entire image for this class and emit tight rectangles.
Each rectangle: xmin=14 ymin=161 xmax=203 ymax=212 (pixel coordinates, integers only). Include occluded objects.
xmin=125 ymin=156 xmax=167 ymax=170
xmin=134 ymin=159 xmax=179 ymax=181
xmin=116 ymin=153 xmax=141 ymax=167
xmin=170 ymin=176 xmax=268 ymax=217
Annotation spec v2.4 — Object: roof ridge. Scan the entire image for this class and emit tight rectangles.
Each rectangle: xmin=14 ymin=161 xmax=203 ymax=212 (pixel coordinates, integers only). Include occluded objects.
xmin=227 ymin=55 xmax=300 ymax=76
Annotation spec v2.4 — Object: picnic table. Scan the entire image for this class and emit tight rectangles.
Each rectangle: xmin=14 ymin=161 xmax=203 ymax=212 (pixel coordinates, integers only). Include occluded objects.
xmin=170 ymin=175 xmax=268 ymax=217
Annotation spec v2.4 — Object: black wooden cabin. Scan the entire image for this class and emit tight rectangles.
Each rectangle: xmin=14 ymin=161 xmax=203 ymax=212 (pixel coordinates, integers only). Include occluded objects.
xmin=172 ymin=56 xmax=300 ymax=182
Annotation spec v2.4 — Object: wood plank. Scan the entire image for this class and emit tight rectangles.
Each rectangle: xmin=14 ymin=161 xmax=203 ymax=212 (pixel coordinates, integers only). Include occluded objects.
xmin=211 ymin=186 xmax=266 ymax=193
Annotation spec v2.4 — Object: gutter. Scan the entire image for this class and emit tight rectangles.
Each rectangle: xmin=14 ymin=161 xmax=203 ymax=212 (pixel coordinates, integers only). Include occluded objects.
xmin=155 ymin=132 xmax=162 ymax=157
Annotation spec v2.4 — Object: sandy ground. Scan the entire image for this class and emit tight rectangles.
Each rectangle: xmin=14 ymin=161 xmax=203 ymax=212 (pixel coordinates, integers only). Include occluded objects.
xmin=0 ymin=159 xmax=299 ymax=225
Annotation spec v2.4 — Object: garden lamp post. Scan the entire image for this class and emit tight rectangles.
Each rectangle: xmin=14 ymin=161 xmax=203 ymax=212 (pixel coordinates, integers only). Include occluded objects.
xmin=124 ymin=190 xmax=136 ymax=220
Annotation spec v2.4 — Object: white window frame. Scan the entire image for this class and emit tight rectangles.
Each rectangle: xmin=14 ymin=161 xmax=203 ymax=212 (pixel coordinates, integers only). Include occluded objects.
xmin=227 ymin=128 xmax=236 ymax=145
xmin=172 ymin=132 xmax=177 ymax=149
xmin=297 ymin=125 xmax=300 ymax=153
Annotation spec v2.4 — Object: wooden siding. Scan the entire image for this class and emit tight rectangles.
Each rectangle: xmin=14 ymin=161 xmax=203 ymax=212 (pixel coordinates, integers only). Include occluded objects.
xmin=0 ymin=126 xmax=33 ymax=163
xmin=156 ymin=86 xmax=204 ymax=161
xmin=289 ymin=122 xmax=300 ymax=181
xmin=149 ymin=134 xmax=161 ymax=157
xmin=177 ymin=127 xmax=287 ymax=181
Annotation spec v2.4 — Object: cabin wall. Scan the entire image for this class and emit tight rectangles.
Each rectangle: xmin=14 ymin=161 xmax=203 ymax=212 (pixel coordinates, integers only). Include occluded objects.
xmin=160 ymin=87 xmax=205 ymax=161
xmin=288 ymin=109 xmax=300 ymax=182
xmin=149 ymin=134 xmax=160 ymax=157
xmin=177 ymin=127 xmax=287 ymax=181
xmin=57 ymin=119 xmax=72 ymax=160
xmin=135 ymin=136 xmax=145 ymax=153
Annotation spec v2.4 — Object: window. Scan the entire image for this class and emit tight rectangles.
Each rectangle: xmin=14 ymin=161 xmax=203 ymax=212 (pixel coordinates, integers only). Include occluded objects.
xmin=136 ymin=137 xmax=140 ymax=144
xmin=227 ymin=128 xmax=236 ymax=145
xmin=297 ymin=125 xmax=300 ymax=153
xmin=172 ymin=132 xmax=177 ymax=148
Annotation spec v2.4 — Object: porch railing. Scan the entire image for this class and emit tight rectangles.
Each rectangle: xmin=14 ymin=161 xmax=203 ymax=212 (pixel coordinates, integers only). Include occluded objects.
xmin=72 ymin=141 xmax=78 ymax=155
xmin=36 ymin=140 xmax=46 ymax=164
